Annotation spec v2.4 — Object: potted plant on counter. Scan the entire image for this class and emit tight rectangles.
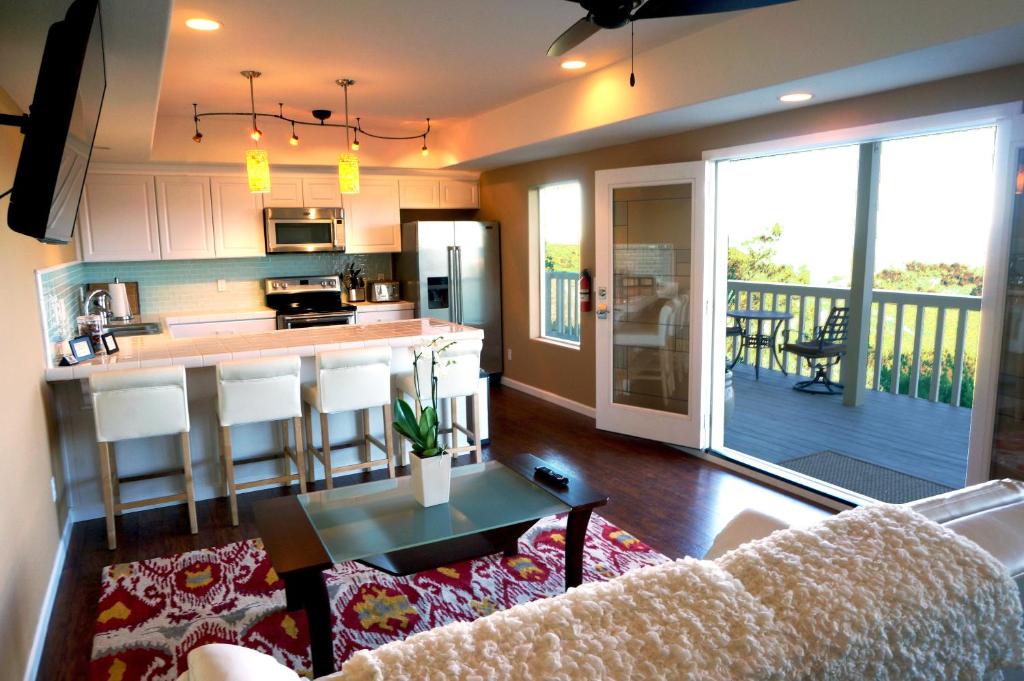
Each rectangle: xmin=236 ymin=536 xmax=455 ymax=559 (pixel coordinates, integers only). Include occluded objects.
xmin=393 ymin=337 xmax=456 ymax=507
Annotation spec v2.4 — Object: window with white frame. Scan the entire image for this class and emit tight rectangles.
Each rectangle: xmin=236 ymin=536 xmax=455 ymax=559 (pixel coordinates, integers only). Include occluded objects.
xmin=535 ymin=181 xmax=582 ymax=344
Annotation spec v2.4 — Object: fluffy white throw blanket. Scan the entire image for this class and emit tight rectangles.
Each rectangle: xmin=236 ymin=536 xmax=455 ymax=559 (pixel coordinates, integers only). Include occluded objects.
xmin=334 ymin=506 xmax=1024 ymax=680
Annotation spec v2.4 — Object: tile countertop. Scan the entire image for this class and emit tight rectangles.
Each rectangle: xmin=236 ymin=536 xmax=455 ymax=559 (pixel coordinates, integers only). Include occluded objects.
xmin=46 ymin=318 xmax=482 ymax=382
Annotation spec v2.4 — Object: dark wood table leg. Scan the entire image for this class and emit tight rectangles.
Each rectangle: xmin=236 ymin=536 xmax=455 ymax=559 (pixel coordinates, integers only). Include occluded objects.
xmin=564 ymin=508 xmax=593 ymax=590
xmin=283 ymin=567 xmax=335 ymax=678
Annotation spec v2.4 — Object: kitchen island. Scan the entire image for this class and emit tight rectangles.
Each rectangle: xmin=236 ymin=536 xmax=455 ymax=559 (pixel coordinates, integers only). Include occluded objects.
xmin=46 ymin=318 xmax=484 ymax=523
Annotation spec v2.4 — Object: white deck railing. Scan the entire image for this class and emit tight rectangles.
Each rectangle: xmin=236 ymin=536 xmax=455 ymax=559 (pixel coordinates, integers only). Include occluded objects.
xmin=727 ymin=280 xmax=982 ymax=407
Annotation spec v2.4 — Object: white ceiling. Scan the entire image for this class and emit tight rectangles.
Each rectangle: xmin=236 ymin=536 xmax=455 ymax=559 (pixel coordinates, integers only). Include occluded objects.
xmin=160 ymin=0 xmax=726 ymax=124
xmin=3 ymin=0 xmax=1024 ymax=170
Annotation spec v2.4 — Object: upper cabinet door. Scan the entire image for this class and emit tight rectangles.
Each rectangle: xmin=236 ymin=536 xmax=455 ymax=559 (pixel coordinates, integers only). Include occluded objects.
xmin=302 ymin=176 xmax=343 ymax=207
xmin=398 ymin=178 xmax=440 ymax=209
xmin=264 ymin=177 xmax=303 ymax=208
xmin=79 ymin=174 xmax=161 ymax=262
xmin=344 ymin=177 xmax=402 ymax=253
xmin=211 ymin=177 xmax=266 ymax=258
xmin=155 ymin=175 xmax=216 ymax=260
xmin=440 ymin=179 xmax=480 ymax=208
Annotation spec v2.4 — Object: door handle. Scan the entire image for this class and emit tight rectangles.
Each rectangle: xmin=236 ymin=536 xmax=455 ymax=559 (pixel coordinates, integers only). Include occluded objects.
xmin=455 ymin=246 xmax=464 ymax=324
xmin=447 ymin=246 xmax=456 ymax=322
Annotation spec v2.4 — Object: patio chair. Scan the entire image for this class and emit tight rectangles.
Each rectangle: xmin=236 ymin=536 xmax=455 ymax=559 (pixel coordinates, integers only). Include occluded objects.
xmin=779 ymin=307 xmax=849 ymax=394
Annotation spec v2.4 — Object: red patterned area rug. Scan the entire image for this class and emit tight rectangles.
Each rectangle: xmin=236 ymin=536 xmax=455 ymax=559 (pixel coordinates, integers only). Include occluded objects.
xmin=89 ymin=513 xmax=669 ymax=680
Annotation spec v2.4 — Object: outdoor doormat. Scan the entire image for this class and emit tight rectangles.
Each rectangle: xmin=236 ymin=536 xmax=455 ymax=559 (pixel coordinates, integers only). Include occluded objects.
xmin=779 ymin=450 xmax=953 ymax=503
xmin=89 ymin=513 xmax=668 ymax=680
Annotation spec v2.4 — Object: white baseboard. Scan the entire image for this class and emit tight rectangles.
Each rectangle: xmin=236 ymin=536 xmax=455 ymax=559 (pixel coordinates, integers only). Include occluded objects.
xmin=499 ymin=377 xmax=596 ymax=419
xmin=23 ymin=514 xmax=73 ymax=681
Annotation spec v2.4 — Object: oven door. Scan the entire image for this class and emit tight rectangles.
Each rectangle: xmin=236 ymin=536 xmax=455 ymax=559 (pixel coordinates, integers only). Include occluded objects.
xmin=266 ymin=218 xmax=338 ymax=253
xmin=277 ymin=311 xmax=355 ymax=329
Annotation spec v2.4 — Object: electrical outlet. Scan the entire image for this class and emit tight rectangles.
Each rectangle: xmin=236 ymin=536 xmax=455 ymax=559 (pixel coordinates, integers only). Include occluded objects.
xmin=50 ymin=476 xmax=57 ymax=503
xmin=217 ymin=279 xmax=227 ymax=292
xmin=507 ymin=347 xmax=512 ymax=361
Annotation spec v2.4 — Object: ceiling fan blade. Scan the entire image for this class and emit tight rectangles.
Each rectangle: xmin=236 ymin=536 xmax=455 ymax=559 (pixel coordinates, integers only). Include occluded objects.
xmin=547 ymin=17 xmax=602 ymax=57
xmin=632 ymin=0 xmax=795 ymax=20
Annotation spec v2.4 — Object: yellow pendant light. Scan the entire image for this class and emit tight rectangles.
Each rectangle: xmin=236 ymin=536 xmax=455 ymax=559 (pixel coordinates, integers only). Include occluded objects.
xmin=246 ymin=149 xmax=271 ymax=193
xmin=338 ymin=153 xmax=360 ymax=194
xmin=337 ymin=79 xmax=360 ymax=194
xmin=242 ymin=71 xmax=270 ymax=194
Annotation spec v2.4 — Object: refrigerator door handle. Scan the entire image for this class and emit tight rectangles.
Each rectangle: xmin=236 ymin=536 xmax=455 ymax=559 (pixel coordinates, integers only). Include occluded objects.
xmin=455 ymin=246 xmax=464 ymax=324
xmin=447 ymin=246 xmax=456 ymax=322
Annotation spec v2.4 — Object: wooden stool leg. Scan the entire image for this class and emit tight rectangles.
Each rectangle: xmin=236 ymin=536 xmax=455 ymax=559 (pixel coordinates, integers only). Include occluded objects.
xmin=450 ymin=397 xmax=459 ymax=451
xmin=108 ymin=442 xmax=121 ymax=516
xmin=361 ymin=408 xmax=371 ymax=464
xmin=97 ymin=442 xmax=117 ymax=550
xmin=180 ymin=432 xmax=198 ymax=534
xmin=302 ymin=401 xmax=315 ymax=485
xmin=320 ymin=411 xmax=333 ymax=489
xmin=471 ymin=391 xmax=483 ymax=464
xmin=383 ymin=402 xmax=396 ymax=479
xmin=293 ymin=416 xmax=307 ymax=492
xmin=220 ymin=425 xmax=239 ymax=526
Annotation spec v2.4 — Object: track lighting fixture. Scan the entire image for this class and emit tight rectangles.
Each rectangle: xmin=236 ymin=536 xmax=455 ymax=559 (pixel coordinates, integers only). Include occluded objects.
xmin=191 ymin=72 xmax=433 ymax=195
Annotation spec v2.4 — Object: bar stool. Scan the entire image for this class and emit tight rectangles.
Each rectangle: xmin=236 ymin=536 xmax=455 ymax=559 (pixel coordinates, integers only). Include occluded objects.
xmin=216 ymin=355 xmax=306 ymax=526
xmin=302 ymin=346 xmax=395 ymax=489
xmin=90 ymin=365 xmax=197 ymax=550
xmin=394 ymin=339 xmax=483 ymax=463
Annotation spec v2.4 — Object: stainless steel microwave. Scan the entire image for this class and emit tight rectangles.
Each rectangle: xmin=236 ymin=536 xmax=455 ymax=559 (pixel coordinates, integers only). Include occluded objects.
xmin=264 ymin=207 xmax=345 ymax=253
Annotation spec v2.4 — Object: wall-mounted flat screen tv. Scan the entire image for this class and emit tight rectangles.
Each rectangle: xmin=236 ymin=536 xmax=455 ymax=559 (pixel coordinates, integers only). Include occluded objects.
xmin=6 ymin=0 xmax=106 ymax=244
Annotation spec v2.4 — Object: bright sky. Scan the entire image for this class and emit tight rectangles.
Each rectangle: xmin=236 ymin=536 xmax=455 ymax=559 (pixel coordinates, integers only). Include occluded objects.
xmin=717 ymin=126 xmax=996 ymax=286
xmin=539 ymin=181 xmax=582 ymax=244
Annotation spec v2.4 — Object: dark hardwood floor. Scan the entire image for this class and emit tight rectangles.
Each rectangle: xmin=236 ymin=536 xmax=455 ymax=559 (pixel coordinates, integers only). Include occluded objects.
xmin=38 ymin=383 xmax=831 ymax=681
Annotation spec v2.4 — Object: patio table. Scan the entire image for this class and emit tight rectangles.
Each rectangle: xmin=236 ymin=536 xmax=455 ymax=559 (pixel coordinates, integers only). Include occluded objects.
xmin=727 ymin=309 xmax=794 ymax=380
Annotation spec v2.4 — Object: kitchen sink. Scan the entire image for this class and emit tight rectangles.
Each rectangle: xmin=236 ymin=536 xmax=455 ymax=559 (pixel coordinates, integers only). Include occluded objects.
xmin=107 ymin=322 xmax=162 ymax=337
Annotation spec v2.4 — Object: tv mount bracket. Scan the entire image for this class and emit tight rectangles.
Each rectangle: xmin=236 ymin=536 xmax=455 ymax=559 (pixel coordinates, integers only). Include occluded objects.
xmin=0 ymin=113 xmax=29 ymax=132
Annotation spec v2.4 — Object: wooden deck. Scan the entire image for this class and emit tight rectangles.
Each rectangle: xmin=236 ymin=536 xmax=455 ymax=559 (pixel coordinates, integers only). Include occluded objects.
xmin=723 ymin=363 xmax=971 ymax=490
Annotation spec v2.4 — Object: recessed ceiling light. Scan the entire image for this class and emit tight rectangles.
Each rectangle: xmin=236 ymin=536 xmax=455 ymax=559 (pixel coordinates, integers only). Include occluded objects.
xmin=779 ymin=92 xmax=813 ymax=103
xmin=561 ymin=60 xmax=587 ymax=70
xmin=185 ymin=18 xmax=221 ymax=31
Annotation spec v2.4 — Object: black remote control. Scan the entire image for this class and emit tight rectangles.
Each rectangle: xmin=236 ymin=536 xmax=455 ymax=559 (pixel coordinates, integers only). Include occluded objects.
xmin=534 ymin=465 xmax=570 ymax=487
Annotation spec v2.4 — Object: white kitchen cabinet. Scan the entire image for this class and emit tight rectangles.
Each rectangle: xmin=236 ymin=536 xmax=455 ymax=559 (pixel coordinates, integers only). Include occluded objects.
xmin=440 ymin=179 xmax=479 ymax=208
xmin=168 ymin=318 xmax=276 ymax=338
xmin=301 ymin=176 xmax=343 ymax=207
xmin=264 ymin=177 xmax=303 ymax=208
xmin=211 ymin=177 xmax=266 ymax=257
xmin=356 ymin=308 xmax=414 ymax=324
xmin=344 ymin=177 xmax=402 ymax=253
xmin=155 ymin=175 xmax=216 ymax=260
xmin=78 ymin=174 xmax=161 ymax=262
xmin=398 ymin=178 xmax=440 ymax=209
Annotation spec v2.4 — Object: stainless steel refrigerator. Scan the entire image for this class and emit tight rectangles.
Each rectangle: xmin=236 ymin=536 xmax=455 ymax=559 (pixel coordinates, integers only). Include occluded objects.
xmin=395 ymin=221 xmax=503 ymax=375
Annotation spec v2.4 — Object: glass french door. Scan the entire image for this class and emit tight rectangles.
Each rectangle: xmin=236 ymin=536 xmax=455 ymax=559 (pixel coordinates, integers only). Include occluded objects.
xmin=594 ymin=162 xmax=717 ymax=448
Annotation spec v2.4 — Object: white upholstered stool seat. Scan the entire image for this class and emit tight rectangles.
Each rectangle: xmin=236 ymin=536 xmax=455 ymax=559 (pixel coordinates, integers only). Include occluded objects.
xmin=216 ymin=356 xmax=306 ymax=525
xmin=301 ymin=346 xmax=395 ymax=489
xmin=393 ymin=339 xmax=483 ymax=463
xmin=90 ymin=365 xmax=197 ymax=550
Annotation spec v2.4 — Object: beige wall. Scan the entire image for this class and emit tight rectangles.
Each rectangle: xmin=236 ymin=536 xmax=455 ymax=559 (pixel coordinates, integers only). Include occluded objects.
xmin=0 ymin=87 xmax=77 ymax=680
xmin=479 ymin=63 xmax=1024 ymax=408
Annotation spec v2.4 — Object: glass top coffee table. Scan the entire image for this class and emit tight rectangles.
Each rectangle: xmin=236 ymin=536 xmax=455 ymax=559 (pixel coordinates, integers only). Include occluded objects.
xmin=254 ymin=453 xmax=608 ymax=676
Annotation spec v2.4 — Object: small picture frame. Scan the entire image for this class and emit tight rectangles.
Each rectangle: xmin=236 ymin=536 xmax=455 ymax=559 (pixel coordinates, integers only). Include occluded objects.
xmin=69 ymin=335 xmax=96 ymax=362
xmin=101 ymin=332 xmax=119 ymax=355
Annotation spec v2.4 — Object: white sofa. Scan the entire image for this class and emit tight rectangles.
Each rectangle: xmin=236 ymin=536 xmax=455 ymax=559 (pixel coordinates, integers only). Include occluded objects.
xmin=179 ymin=479 xmax=1024 ymax=681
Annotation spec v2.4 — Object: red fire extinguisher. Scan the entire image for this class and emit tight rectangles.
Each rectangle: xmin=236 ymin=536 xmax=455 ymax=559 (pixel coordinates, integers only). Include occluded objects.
xmin=579 ymin=269 xmax=592 ymax=313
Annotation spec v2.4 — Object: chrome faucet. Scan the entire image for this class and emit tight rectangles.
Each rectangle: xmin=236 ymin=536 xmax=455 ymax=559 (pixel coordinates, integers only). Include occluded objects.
xmin=84 ymin=288 xmax=111 ymax=325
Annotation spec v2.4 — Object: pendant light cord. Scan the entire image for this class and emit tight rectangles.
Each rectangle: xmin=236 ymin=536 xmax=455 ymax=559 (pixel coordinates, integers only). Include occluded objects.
xmin=630 ymin=22 xmax=636 ymax=87
xmin=343 ymin=82 xmax=351 ymax=148
xmin=248 ymin=75 xmax=258 ymax=135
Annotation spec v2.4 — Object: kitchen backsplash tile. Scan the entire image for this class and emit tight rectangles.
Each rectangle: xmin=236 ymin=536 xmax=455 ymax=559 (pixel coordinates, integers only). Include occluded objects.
xmin=38 ymin=253 xmax=390 ymax=343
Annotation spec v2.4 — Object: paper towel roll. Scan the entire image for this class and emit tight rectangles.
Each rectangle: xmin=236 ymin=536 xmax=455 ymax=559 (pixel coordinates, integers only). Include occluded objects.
xmin=110 ymin=282 xmax=131 ymax=319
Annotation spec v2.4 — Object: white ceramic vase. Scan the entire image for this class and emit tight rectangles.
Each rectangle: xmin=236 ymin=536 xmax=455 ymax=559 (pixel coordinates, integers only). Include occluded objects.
xmin=411 ymin=451 xmax=452 ymax=507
